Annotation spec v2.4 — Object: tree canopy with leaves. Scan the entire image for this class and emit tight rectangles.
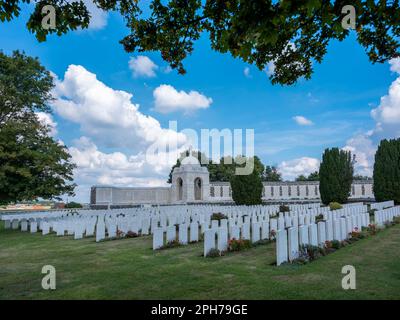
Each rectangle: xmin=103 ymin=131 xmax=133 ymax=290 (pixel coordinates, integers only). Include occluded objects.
xmin=0 ymin=51 xmax=76 ymax=205
xmin=319 ymin=147 xmax=354 ymax=205
xmin=230 ymin=162 xmax=263 ymax=206
xmin=1 ymin=1 xmax=399 ymax=85
xmin=263 ymin=165 xmax=282 ymax=181
xmin=296 ymin=171 xmax=319 ymax=181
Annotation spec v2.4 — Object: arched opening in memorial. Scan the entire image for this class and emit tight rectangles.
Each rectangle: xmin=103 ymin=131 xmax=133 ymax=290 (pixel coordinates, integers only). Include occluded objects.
xmin=194 ymin=177 xmax=202 ymax=201
xmin=177 ymin=178 xmax=183 ymax=201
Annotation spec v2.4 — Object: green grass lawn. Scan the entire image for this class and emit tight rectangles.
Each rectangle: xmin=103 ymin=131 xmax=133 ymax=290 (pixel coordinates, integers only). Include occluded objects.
xmin=1 ymin=221 xmax=400 ymax=300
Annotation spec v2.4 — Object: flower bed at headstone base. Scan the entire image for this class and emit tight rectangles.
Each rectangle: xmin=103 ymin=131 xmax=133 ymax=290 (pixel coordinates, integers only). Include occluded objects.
xmin=97 ymin=230 xmax=140 ymax=242
xmin=210 ymin=213 xmax=228 ymax=221
xmin=205 ymin=235 xmax=276 ymax=258
xmin=157 ymin=240 xmax=182 ymax=250
xmin=285 ymin=217 xmax=400 ymax=266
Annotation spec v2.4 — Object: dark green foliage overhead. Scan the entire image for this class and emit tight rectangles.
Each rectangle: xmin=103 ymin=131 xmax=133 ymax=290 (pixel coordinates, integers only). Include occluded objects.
xmin=2 ymin=1 xmax=400 ymax=85
xmin=296 ymin=171 xmax=319 ymax=181
xmin=353 ymin=174 xmax=372 ymax=181
xmin=319 ymin=148 xmax=354 ymax=205
xmin=264 ymin=165 xmax=282 ymax=182
xmin=65 ymin=201 xmax=83 ymax=208
xmin=0 ymin=51 xmax=76 ymax=205
xmin=0 ymin=120 xmax=76 ymax=205
xmin=230 ymin=169 xmax=263 ymax=206
xmin=373 ymin=139 xmax=400 ymax=204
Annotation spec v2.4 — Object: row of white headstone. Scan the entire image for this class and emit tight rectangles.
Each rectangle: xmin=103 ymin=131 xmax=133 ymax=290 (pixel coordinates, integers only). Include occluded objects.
xmin=203 ymin=220 xmax=275 ymax=256
xmin=276 ymin=212 xmax=372 ymax=265
xmin=1 ymin=204 xmax=286 ymax=243
xmin=371 ymin=200 xmax=395 ymax=211
xmin=374 ymin=206 xmax=400 ymax=226
xmin=152 ymin=222 xmax=201 ymax=250
xmin=196 ymin=203 xmax=372 ymax=260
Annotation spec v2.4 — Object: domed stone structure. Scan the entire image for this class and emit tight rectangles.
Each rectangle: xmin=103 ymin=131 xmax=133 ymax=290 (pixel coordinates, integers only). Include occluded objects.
xmin=171 ymin=155 xmax=210 ymax=203
xmin=180 ymin=155 xmax=201 ymax=166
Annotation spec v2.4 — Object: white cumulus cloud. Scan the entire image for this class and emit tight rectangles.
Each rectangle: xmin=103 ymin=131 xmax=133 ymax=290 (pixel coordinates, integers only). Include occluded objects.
xmin=153 ymin=84 xmax=213 ymax=114
xmin=36 ymin=112 xmax=58 ymax=137
xmin=389 ymin=57 xmax=400 ymax=74
xmin=51 ymin=65 xmax=187 ymax=152
xmin=278 ymin=157 xmax=320 ymax=181
xmin=244 ymin=67 xmax=251 ymax=78
xmin=50 ymin=65 xmax=198 ymax=202
xmin=69 ymin=137 xmax=177 ymax=202
xmin=343 ymin=58 xmax=400 ymax=176
xmin=293 ymin=115 xmax=314 ymax=126
xmin=265 ymin=61 xmax=276 ymax=77
xmin=129 ymin=56 xmax=159 ymax=78
xmin=342 ymin=134 xmax=375 ymax=177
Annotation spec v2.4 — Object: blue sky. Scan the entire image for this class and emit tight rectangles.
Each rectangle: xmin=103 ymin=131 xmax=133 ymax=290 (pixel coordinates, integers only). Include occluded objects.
xmin=1 ymin=5 xmax=400 ymax=202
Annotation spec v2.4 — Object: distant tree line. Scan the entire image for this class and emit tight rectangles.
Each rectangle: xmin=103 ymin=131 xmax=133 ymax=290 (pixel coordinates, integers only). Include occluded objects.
xmin=169 ymin=146 xmax=399 ymax=206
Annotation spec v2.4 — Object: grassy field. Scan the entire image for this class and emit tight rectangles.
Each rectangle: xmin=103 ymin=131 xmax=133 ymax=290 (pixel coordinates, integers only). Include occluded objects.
xmin=1 ymin=221 xmax=400 ymax=300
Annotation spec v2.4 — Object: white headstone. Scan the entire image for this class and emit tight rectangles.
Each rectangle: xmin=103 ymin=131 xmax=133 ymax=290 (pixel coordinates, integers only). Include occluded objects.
xmin=12 ymin=219 xmax=19 ymax=229
xmin=251 ymin=222 xmax=261 ymax=243
xmin=261 ymin=221 xmax=270 ymax=240
xmin=4 ymin=220 xmax=11 ymax=229
xmin=153 ymin=228 xmax=164 ymax=250
xmin=42 ymin=222 xmax=50 ymax=235
xmin=333 ymin=220 xmax=341 ymax=241
xmin=21 ymin=220 xmax=28 ymax=232
xmin=220 ymin=219 xmax=228 ymax=229
xmin=270 ymin=218 xmax=278 ymax=239
xmin=217 ymin=228 xmax=228 ymax=252
xmin=356 ymin=215 xmax=362 ymax=231
xmin=86 ymin=223 xmax=95 ymax=237
xmin=211 ymin=220 xmax=219 ymax=230
xmin=352 ymin=215 xmax=358 ymax=230
xmin=285 ymin=216 xmax=292 ymax=228
xmin=204 ymin=229 xmax=216 ymax=257
xmin=288 ymin=227 xmax=299 ymax=261
xmin=299 ymin=225 xmax=309 ymax=246
xmin=278 ymin=217 xmax=285 ymax=231
xmin=308 ymin=224 xmax=318 ymax=246
xmin=108 ymin=223 xmax=117 ymax=238
xmin=317 ymin=222 xmax=326 ymax=247
xmin=362 ymin=213 xmax=368 ymax=227
xmin=292 ymin=216 xmax=299 ymax=228
xmin=345 ymin=216 xmax=352 ymax=235
xmin=189 ymin=222 xmax=199 ymax=242
xmin=178 ymin=224 xmax=188 ymax=245
xmin=276 ymin=229 xmax=288 ymax=266
xmin=74 ymin=226 xmax=84 ymax=240
xmin=325 ymin=220 xmax=333 ymax=241
xmin=340 ymin=218 xmax=347 ymax=240
xmin=230 ymin=225 xmax=240 ymax=240
xmin=30 ymin=221 xmax=38 ymax=233
xmin=166 ymin=225 xmax=176 ymax=243
xmin=96 ymin=222 xmax=106 ymax=242
xmin=241 ymin=223 xmax=250 ymax=240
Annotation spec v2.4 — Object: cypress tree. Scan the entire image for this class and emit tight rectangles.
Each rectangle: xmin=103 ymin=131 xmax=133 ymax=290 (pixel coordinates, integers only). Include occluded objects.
xmin=230 ymin=170 xmax=263 ymax=206
xmin=319 ymin=148 xmax=354 ymax=205
xmin=373 ymin=138 xmax=400 ymax=204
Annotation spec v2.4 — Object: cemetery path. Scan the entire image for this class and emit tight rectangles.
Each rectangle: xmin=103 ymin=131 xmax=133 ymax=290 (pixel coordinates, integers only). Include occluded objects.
xmin=0 ymin=222 xmax=399 ymax=300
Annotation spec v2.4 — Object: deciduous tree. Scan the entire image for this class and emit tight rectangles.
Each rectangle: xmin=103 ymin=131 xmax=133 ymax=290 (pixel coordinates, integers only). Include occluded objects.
xmin=0 ymin=51 xmax=76 ymax=205
xmin=2 ymin=1 xmax=399 ymax=85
